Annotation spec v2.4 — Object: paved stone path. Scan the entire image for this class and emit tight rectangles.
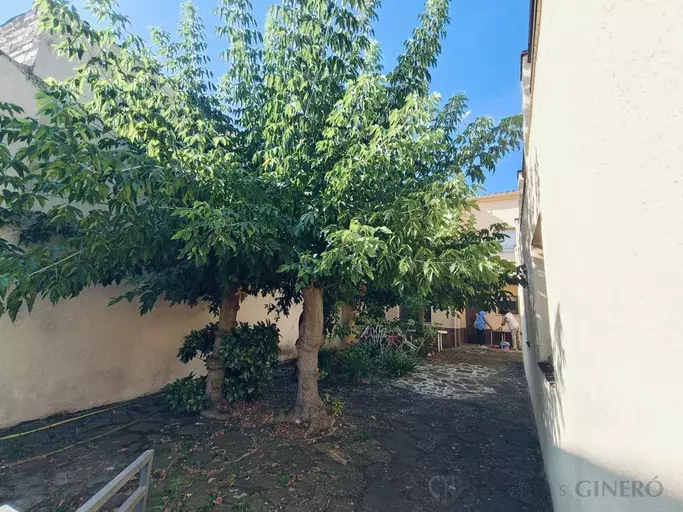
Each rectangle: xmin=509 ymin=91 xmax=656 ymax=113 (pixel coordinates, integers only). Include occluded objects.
xmin=0 ymin=348 xmax=551 ymax=511
xmin=394 ymin=362 xmax=497 ymax=399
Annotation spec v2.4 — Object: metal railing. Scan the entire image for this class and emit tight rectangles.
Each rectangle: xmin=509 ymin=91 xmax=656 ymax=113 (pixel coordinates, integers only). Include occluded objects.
xmin=76 ymin=450 xmax=154 ymax=512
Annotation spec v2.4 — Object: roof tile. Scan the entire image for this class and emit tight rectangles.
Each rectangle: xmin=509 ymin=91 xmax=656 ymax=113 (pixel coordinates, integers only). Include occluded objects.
xmin=0 ymin=9 xmax=39 ymax=67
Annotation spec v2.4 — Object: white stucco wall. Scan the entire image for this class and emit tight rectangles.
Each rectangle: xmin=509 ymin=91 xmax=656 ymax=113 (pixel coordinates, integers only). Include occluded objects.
xmin=31 ymin=37 xmax=77 ymax=83
xmin=520 ymin=0 xmax=683 ymax=510
xmin=0 ymin=37 xmax=300 ymax=429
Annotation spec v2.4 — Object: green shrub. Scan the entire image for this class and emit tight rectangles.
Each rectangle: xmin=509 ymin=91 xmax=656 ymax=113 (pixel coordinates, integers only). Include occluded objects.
xmin=319 ymin=342 xmax=389 ymax=384
xmin=343 ymin=342 xmax=379 ymax=383
xmin=329 ymin=323 xmax=358 ymax=343
xmin=164 ymin=373 xmax=208 ymax=413
xmin=322 ymin=392 xmax=345 ymax=417
xmin=220 ymin=321 xmax=280 ymax=403
xmin=318 ymin=338 xmax=419 ymax=383
xmin=381 ymin=349 xmax=419 ymax=378
xmin=318 ymin=346 xmax=346 ymax=383
xmin=177 ymin=323 xmax=216 ymax=363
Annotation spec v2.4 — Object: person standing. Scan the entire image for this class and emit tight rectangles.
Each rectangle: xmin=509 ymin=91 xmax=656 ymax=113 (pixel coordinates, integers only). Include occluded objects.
xmin=500 ymin=309 xmax=522 ymax=350
xmin=473 ymin=310 xmax=492 ymax=346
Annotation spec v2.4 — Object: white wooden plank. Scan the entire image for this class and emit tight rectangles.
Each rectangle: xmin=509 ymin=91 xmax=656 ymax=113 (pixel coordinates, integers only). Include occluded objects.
xmin=75 ymin=450 xmax=153 ymax=512
xmin=118 ymin=486 xmax=145 ymax=512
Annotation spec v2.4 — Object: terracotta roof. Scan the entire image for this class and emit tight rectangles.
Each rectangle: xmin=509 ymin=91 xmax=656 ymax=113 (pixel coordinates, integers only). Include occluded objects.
xmin=0 ymin=9 xmax=39 ymax=67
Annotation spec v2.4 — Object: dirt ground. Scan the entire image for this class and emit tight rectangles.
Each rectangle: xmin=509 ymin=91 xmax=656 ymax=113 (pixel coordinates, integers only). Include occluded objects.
xmin=0 ymin=348 xmax=551 ymax=511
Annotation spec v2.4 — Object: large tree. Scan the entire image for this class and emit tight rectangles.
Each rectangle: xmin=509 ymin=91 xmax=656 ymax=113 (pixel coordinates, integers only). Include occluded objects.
xmin=248 ymin=0 xmax=522 ymax=431
xmin=0 ymin=0 xmax=521 ymax=433
xmin=0 ymin=0 xmax=287 ymax=413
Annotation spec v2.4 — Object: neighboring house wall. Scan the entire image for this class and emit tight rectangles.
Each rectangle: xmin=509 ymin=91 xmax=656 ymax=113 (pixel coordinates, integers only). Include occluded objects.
xmin=477 ymin=192 xmax=518 ymax=263
xmin=477 ymin=192 xmax=518 ymax=227
xmin=519 ymin=1 xmax=683 ymax=511
xmin=0 ymin=13 xmax=300 ymax=429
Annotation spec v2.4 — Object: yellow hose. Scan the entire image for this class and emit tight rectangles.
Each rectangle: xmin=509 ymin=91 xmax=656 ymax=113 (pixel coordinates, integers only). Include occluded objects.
xmin=0 ymin=394 xmax=158 ymax=442
xmin=3 ymin=417 xmax=144 ymax=468
xmin=3 ymin=406 xmax=166 ymax=468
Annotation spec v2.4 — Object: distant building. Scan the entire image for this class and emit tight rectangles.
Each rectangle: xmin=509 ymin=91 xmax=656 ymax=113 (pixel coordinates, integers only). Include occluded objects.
xmin=387 ymin=190 xmax=521 ymax=348
xmin=518 ymin=0 xmax=683 ymax=510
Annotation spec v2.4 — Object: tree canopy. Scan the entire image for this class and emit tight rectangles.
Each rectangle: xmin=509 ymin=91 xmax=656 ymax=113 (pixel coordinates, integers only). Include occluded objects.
xmin=0 ymin=0 xmax=522 ymax=430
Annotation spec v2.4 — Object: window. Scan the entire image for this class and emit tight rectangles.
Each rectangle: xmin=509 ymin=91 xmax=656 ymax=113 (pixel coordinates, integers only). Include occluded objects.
xmin=501 ymin=229 xmax=516 ymax=253
xmin=528 ymin=215 xmax=553 ymax=364
xmin=498 ymin=298 xmax=519 ymax=315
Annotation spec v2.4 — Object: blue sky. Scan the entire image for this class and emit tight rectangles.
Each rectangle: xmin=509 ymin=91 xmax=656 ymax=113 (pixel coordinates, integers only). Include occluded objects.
xmin=1 ymin=0 xmax=528 ymax=193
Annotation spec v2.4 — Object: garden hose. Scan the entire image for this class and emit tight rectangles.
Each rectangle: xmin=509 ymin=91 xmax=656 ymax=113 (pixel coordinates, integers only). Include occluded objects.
xmin=2 ymin=406 xmax=167 ymax=468
xmin=0 ymin=394 xmax=160 ymax=442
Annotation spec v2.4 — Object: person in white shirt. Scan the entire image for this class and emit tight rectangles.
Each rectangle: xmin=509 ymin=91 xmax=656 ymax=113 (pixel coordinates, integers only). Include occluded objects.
xmin=500 ymin=309 xmax=522 ymax=350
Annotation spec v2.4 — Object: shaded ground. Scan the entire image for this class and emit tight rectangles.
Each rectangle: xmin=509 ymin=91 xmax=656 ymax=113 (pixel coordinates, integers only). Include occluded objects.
xmin=0 ymin=348 xmax=551 ymax=511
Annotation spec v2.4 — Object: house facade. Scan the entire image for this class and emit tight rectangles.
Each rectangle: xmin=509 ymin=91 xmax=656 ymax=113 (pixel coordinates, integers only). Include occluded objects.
xmin=0 ymin=10 xmax=301 ymax=429
xmin=387 ymin=190 xmax=522 ymax=348
xmin=518 ymin=0 xmax=683 ymax=510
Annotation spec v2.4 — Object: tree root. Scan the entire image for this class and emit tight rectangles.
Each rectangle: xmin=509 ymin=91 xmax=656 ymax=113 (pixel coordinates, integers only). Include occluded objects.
xmin=305 ymin=413 xmax=335 ymax=437
xmin=275 ymin=407 xmax=335 ymax=436
xmin=200 ymin=402 xmax=237 ymax=421
xmin=274 ymin=408 xmax=302 ymax=424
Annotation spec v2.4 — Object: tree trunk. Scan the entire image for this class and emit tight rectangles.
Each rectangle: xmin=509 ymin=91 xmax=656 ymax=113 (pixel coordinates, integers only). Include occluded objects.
xmin=290 ymin=283 xmax=334 ymax=435
xmin=417 ymin=307 xmax=426 ymax=328
xmin=205 ymin=285 xmax=241 ymax=412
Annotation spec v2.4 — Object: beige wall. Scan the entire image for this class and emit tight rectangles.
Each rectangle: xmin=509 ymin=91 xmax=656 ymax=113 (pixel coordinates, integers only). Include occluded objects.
xmin=477 ymin=192 xmax=518 ymax=227
xmin=0 ymin=36 xmax=301 ymax=429
xmin=238 ymin=295 xmax=301 ymax=358
xmin=474 ymin=193 xmax=518 ymax=262
xmin=0 ymin=289 xmax=300 ymax=429
xmin=483 ymin=284 xmax=521 ymax=332
xmin=0 ymin=289 xmax=210 ymax=428
xmin=385 ymin=306 xmax=399 ymax=322
xmin=519 ymin=0 xmax=683 ymax=510
xmin=430 ymin=309 xmax=457 ymax=330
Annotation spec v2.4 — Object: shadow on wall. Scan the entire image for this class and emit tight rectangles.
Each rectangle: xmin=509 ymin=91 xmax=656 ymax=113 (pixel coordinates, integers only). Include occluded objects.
xmin=528 ymin=305 xmax=681 ymax=511
xmin=519 ymin=152 xmax=682 ymax=510
xmin=520 ymin=187 xmax=567 ymax=450
xmin=538 ymin=446 xmax=683 ymax=512
xmin=538 ymin=303 xmax=567 ymax=449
